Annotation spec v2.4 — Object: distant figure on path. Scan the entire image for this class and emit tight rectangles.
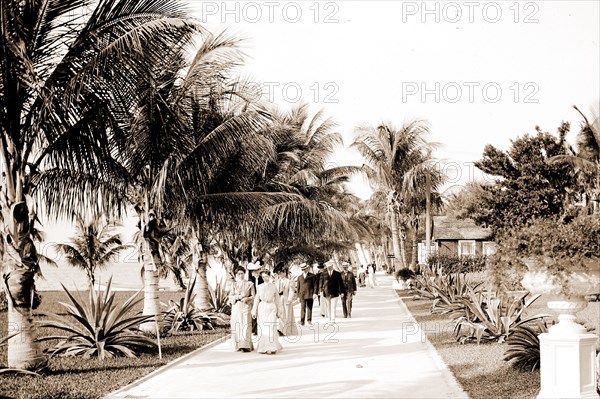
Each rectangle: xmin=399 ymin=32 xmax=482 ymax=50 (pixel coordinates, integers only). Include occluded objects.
xmin=320 ymin=259 xmax=346 ymax=322
xmin=341 ymin=262 xmax=357 ymax=318
xmin=228 ymin=266 xmax=255 ymax=352
xmin=296 ymin=263 xmax=317 ymax=326
xmin=357 ymin=264 xmax=366 ymax=287
xmin=252 ymin=270 xmax=282 ymax=354
xmin=367 ymin=263 xmax=378 ymax=288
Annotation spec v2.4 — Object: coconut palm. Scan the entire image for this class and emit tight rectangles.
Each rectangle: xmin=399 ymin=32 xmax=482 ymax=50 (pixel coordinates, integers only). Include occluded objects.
xmin=548 ymin=104 xmax=600 ymax=213
xmin=351 ymin=121 xmax=433 ymax=271
xmin=54 ymin=216 xmax=131 ymax=288
xmin=0 ymin=0 xmax=199 ymax=370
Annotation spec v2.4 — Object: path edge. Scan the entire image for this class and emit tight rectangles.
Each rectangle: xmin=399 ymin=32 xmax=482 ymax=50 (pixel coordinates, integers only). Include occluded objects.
xmin=393 ymin=288 xmax=470 ymax=399
xmin=103 ymin=333 xmax=231 ymax=398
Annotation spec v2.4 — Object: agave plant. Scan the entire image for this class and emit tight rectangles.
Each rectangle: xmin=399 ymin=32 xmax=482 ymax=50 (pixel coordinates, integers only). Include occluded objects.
xmin=453 ymin=286 xmax=552 ymax=344
xmin=208 ymin=280 xmax=232 ymax=315
xmin=504 ymin=319 xmax=553 ymax=371
xmin=37 ymin=278 xmax=156 ymax=359
xmin=431 ymin=273 xmax=481 ymax=315
xmin=162 ymin=277 xmax=216 ymax=335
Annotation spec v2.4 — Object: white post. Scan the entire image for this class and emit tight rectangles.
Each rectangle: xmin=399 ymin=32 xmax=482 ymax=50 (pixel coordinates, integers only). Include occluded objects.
xmin=538 ymin=300 xmax=599 ymax=399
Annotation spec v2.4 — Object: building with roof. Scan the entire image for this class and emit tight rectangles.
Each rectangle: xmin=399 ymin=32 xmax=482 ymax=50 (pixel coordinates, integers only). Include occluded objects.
xmin=418 ymin=216 xmax=496 ymax=264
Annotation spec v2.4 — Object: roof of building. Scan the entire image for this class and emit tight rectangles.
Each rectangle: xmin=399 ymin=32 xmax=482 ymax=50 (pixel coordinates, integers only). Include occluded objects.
xmin=432 ymin=216 xmax=492 ymax=240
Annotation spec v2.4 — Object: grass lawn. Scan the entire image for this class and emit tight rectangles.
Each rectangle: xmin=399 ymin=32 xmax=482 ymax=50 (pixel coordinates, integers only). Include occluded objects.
xmin=398 ymin=289 xmax=600 ymax=399
xmin=0 ymin=290 xmax=229 ymax=399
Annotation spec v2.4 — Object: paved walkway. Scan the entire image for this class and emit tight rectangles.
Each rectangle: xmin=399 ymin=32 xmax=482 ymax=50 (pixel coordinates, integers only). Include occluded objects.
xmin=106 ymin=273 xmax=468 ymax=399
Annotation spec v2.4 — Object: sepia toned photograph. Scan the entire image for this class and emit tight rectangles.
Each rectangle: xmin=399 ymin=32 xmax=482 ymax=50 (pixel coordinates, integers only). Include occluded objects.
xmin=0 ymin=1 xmax=598 ymax=398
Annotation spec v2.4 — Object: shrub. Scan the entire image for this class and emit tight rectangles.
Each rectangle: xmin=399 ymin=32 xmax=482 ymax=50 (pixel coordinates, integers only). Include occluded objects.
xmin=453 ymin=286 xmax=551 ymax=344
xmin=208 ymin=280 xmax=231 ymax=315
xmin=431 ymin=273 xmax=482 ymax=315
xmin=37 ymin=278 xmax=156 ymax=359
xmin=162 ymin=277 xmax=217 ymax=335
xmin=396 ymin=268 xmax=415 ymax=281
xmin=427 ymin=253 xmax=487 ymax=274
xmin=504 ymin=319 xmax=552 ymax=371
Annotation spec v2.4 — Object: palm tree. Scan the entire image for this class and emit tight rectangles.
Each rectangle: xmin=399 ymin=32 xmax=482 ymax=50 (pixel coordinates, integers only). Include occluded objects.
xmin=54 ymin=216 xmax=131 ymax=288
xmin=548 ymin=104 xmax=600 ymax=213
xmin=351 ymin=121 xmax=432 ymax=271
xmin=0 ymin=0 xmax=199 ymax=370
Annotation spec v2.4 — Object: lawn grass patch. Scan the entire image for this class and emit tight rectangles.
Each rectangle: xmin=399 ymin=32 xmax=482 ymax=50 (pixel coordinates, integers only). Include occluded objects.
xmin=0 ymin=290 xmax=229 ymax=399
xmin=399 ymin=292 xmax=600 ymax=399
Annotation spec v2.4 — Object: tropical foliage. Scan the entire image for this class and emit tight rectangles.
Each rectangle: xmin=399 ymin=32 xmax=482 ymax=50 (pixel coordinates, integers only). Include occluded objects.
xmin=53 ymin=216 xmax=131 ymax=287
xmin=472 ymin=124 xmax=579 ymax=234
xmin=453 ymin=287 xmax=550 ymax=344
xmin=37 ymin=278 xmax=156 ymax=359
xmin=162 ymin=278 xmax=218 ymax=335
xmin=504 ymin=320 xmax=552 ymax=371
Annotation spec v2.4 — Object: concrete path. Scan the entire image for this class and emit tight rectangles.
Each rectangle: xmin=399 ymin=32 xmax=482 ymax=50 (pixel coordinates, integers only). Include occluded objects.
xmin=106 ymin=273 xmax=468 ymax=399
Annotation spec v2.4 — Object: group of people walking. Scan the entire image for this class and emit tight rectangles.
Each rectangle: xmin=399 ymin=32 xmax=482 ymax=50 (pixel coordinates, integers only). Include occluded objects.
xmin=228 ymin=259 xmax=363 ymax=355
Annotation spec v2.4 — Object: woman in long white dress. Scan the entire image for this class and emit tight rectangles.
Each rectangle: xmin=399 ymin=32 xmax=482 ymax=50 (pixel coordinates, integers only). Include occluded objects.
xmin=228 ymin=267 xmax=255 ymax=352
xmin=275 ymin=267 xmax=298 ymax=336
xmin=252 ymin=270 xmax=282 ymax=354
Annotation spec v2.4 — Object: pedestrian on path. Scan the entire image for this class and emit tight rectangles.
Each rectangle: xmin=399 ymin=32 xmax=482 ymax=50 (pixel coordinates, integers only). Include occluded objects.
xmin=252 ymin=269 xmax=282 ymax=354
xmin=341 ymin=262 xmax=357 ymax=318
xmin=357 ymin=264 xmax=366 ymax=287
xmin=320 ymin=259 xmax=346 ymax=322
xmin=247 ymin=262 xmax=263 ymax=335
xmin=274 ymin=263 xmax=298 ymax=336
xmin=367 ymin=263 xmax=378 ymax=288
xmin=316 ymin=263 xmax=329 ymax=319
xmin=296 ymin=263 xmax=317 ymax=326
xmin=228 ymin=266 xmax=255 ymax=352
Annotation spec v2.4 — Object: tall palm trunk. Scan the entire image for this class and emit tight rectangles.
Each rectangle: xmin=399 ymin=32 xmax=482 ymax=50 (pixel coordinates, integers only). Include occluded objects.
xmin=1 ymin=199 xmax=46 ymax=370
xmin=389 ymin=211 xmax=402 ymax=271
xmin=355 ymin=243 xmax=367 ymax=266
xmin=140 ymin=239 xmax=161 ymax=334
xmin=410 ymin=226 xmax=418 ymax=272
xmin=398 ymin=225 xmax=408 ymax=269
xmin=194 ymin=250 xmax=211 ymax=311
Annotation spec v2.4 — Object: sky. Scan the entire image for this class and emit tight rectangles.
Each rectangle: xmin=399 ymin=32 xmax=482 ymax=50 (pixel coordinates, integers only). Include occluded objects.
xmin=33 ymin=0 xmax=599 ymax=282
xmin=189 ymin=0 xmax=600 ymax=198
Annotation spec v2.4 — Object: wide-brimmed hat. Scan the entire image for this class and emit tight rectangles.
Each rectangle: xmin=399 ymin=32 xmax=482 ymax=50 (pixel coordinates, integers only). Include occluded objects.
xmin=246 ymin=262 xmax=260 ymax=270
xmin=299 ymin=263 xmax=309 ymax=270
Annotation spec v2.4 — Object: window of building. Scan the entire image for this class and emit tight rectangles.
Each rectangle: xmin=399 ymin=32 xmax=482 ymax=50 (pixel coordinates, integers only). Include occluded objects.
xmin=482 ymin=241 xmax=497 ymax=257
xmin=458 ymin=240 xmax=476 ymax=257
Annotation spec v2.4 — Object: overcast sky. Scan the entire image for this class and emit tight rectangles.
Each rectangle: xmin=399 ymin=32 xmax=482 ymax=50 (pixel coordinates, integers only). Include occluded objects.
xmin=189 ymin=0 xmax=599 ymax=198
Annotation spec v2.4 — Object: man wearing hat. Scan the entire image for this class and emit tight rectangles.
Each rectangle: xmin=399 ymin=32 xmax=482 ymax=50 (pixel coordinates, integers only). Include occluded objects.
xmin=341 ymin=262 xmax=357 ymax=318
xmin=319 ymin=259 xmax=346 ymax=322
xmin=296 ymin=263 xmax=317 ymax=326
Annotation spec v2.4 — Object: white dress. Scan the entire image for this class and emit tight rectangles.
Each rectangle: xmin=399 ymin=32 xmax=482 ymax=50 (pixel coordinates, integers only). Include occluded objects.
xmin=252 ymin=282 xmax=283 ymax=353
xmin=277 ymin=277 xmax=298 ymax=336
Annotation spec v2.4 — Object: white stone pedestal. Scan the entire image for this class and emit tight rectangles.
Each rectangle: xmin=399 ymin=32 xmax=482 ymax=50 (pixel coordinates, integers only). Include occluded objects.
xmin=538 ymin=311 xmax=599 ymax=399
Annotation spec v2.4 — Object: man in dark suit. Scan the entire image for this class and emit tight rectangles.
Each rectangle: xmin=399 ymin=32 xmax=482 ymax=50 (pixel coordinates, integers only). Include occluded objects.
xmin=341 ymin=262 xmax=357 ymax=318
xmin=320 ymin=259 xmax=347 ymax=322
xmin=296 ymin=263 xmax=317 ymax=326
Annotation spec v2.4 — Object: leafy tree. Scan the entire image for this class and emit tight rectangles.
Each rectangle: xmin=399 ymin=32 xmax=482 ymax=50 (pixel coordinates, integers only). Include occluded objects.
xmin=0 ymin=0 xmax=197 ymax=370
xmin=54 ymin=216 xmax=131 ymax=288
xmin=472 ymin=123 xmax=578 ymax=235
xmin=352 ymin=120 xmax=437 ymax=271
xmin=548 ymin=105 xmax=600 ymax=213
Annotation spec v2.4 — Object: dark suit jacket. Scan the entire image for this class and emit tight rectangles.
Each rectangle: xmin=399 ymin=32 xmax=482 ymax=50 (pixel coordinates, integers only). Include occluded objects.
xmin=320 ymin=269 xmax=346 ymax=298
xmin=296 ymin=272 xmax=317 ymax=299
xmin=342 ymin=271 xmax=357 ymax=294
